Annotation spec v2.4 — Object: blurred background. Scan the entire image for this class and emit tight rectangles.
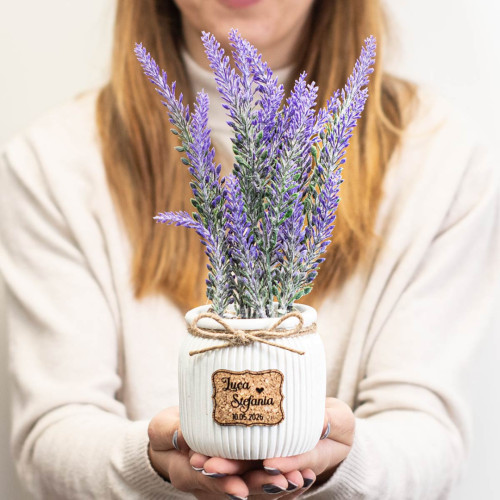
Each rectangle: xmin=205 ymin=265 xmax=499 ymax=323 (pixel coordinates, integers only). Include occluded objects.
xmin=1 ymin=1 xmax=498 ymax=498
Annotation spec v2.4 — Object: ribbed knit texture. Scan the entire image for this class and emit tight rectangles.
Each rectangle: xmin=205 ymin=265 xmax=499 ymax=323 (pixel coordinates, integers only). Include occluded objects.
xmin=116 ymin=421 xmax=186 ymax=499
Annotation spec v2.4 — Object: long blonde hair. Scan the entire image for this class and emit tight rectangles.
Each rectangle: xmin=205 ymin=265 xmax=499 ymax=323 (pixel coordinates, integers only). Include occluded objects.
xmin=96 ymin=0 xmax=415 ymax=312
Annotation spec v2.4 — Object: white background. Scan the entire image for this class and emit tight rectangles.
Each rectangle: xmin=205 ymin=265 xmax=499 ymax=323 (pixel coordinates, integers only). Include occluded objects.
xmin=0 ymin=1 xmax=499 ymax=498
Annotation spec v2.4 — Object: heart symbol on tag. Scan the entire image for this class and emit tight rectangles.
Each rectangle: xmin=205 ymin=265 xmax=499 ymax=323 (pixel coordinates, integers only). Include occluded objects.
xmin=256 ymin=388 xmax=264 ymax=394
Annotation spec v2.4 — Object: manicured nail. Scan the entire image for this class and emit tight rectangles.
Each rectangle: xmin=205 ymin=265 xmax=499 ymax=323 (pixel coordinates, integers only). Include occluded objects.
xmin=303 ymin=477 xmax=315 ymax=488
xmin=287 ymin=480 xmax=299 ymax=491
xmin=172 ymin=429 xmax=180 ymax=451
xmin=263 ymin=466 xmax=281 ymax=476
xmin=262 ymin=484 xmax=287 ymax=494
xmin=191 ymin=465 xmax=204 ymax=472
xmin=202 ymin=470 xmax=227 ymax=478
xmin=320 ymin=421 xmax=331 ymax=440
xmin=227 ymin=495 xmax=248 ymax=500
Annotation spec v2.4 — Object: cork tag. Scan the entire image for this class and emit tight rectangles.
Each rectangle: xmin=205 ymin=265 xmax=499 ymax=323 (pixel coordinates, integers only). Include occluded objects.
xmin=212 ymin=369 xmax=284 ymax=426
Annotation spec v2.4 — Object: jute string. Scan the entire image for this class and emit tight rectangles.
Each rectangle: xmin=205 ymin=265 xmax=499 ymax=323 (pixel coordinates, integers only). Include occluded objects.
xmin=187 ymin=310 xmax=317 ymax=356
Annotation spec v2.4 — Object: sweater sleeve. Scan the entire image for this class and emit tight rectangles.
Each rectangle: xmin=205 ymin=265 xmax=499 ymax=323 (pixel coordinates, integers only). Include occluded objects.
xmin=306 ymin=140 xmax=500 ymax=499
xmin=0 ymin=137 xmax=186 ymax=499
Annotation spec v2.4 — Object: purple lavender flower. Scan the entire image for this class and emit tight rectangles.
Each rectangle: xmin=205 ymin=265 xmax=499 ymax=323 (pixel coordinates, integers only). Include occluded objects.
xmin=268 ymin=74 xmax=319 ymax=311
xmin=136 ymin=43 xmax=232 ymax=314
xmin=202 ymin=30 xmax=286 ymax=315
xmin=225 ymin=175 xmax=266 ymax=318
xmin=135 ymin=43 xmax=190 ymax=137
xmin=154 ymin=210 xmax=204 ymax=232
xmin=136 ymin=33 xmax=376 ymax=318
xmin=279 ymin=36 xmax=377 ymax=310
xmin=302 ymin=168 xmax=343 ymax=291
xmin=227 ymin=29 xmax=285 ymax=180
xmin=310 ymin=36 xmax=376 ymax=194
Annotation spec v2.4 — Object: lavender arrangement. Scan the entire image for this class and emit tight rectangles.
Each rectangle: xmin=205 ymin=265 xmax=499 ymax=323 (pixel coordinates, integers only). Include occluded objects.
xmin=135 ymin=30 xmax=376 ymax=319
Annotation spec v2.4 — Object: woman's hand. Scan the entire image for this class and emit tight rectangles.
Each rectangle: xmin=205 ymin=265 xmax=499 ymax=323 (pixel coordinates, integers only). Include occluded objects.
xmin=148 ymin=406 xmax=251 ymax=499
xmin=190 ymin=397 xmax=355 ymax=498
xmin=190 ymin=450 xmax=316 ymax=499
xmin=258 ymin=398 xmax=355 ymax=494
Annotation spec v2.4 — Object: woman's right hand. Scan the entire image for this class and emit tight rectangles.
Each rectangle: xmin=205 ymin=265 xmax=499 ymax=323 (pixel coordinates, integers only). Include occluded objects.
xmin=147 ymin=407 xmax=251 ymax=499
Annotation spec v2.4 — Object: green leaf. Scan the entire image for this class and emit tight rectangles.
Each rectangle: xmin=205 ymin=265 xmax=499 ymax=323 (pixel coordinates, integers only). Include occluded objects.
xmin=170 ymin=128 xmax=179 ymax=136
xmin=278 ymin=208 xmax=293 ymax=225
xmin=293 ymin=287 xmax=312 ymax=301
xmin=174 ymin=146 xmax=185 ymax=153
xmin=234 ymin=155 xmax=249 ymax=169
xmin=271 ymin=232 xmax=278 ymax=247
xmin=181 ymin=157 xmax=190 ymax=166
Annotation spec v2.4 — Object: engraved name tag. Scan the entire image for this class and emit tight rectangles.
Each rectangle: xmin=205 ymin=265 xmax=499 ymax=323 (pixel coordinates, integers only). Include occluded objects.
xmin=212 ymin=369 xmax=284 ymax=426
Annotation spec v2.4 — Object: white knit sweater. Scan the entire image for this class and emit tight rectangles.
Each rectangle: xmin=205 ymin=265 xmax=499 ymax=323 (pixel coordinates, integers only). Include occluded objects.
xmin=0 ymin=54 xmax=499 ymax=499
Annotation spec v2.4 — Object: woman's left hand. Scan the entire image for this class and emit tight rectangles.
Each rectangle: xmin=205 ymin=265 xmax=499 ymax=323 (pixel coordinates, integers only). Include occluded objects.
xmin=190 ymin=397 xmax=355 ymax=498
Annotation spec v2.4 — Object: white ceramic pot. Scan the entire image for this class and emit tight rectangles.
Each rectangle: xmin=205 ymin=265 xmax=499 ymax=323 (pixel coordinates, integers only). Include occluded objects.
xmin=179 ymin=303 xmax=326 ymax=460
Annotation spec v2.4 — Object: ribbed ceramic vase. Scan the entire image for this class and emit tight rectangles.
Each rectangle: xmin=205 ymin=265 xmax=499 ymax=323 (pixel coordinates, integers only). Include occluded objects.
xmin=179 ymin=303 xmax=326 ymax=460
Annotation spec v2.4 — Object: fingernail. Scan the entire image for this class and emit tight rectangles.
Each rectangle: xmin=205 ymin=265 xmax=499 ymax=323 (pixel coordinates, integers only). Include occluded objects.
xmin=287 ymin=480 xmax=299 ymax=491
xmin=320 ymin=421 xmax=331 ymax=440
xmin=172 ymin=429 xmax=180 ymax=451
xmin=202 ymin=470 xmax=227 ymax=478
xmin=227 ymin=495 xmax=248 ymax=500
xmin=303 ymin=477 xmax=315 ymax=488
xmin=263 ymin=466 xmax=281 ymax=476
xmin=191 ymin=465 xmax=203 ymax=472
xmin=262 ymin=484 xmax=287 ymax=494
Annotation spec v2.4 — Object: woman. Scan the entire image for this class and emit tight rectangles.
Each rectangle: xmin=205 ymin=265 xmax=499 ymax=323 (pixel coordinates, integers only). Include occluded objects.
xmin=1 ymin=0 xmax=498 ymax=498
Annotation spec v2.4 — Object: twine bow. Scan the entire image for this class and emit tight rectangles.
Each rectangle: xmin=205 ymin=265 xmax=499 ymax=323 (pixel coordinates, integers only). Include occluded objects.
xmin=188 ymin=310 xmax=317 ymax=356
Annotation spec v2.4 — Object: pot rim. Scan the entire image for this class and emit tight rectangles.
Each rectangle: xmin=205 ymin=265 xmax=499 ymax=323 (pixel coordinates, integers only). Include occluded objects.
xmin=185 ymin=303 xmax=317 ymax=331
